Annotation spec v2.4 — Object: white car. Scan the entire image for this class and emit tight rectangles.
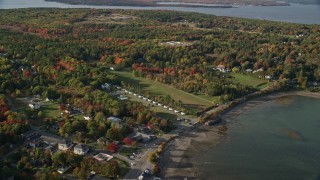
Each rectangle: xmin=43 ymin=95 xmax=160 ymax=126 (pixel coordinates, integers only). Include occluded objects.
xmin=144 ymin=168 xmax=151 ymax=174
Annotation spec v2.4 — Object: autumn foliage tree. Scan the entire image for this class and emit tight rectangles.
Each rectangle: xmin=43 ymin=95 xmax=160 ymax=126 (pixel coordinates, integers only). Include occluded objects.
xmin=123 ymin=137 xmax=132 ymax=146
xmin=108 ymin=142 xmax=118 ymax=153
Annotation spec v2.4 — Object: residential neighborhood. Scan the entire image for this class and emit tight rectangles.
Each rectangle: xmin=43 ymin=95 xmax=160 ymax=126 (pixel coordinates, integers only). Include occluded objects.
xmin=1 ymin=6 xmax=319 ymax=180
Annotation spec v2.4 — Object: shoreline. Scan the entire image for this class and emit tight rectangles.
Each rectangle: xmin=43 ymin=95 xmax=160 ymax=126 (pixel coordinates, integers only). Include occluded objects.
xmin=159 ymin=90 xmax=320 ymax=179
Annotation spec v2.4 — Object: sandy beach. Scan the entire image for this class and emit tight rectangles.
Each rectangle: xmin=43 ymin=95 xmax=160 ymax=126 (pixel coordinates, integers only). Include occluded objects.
xmin=159 ymin=91 xmax=320 ymax=179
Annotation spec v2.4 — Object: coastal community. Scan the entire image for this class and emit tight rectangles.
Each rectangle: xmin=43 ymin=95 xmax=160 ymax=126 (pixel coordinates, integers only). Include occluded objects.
xmin=0 ymin=7 xmax=319 ymax=180
xmin=9 ymin=80 xmax=199 ymax=180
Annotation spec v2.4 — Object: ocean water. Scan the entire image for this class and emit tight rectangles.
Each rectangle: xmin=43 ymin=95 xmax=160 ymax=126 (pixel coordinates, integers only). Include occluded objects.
xmin=192 ymin=96 xmax=320 ymax=180
xmin=0 ymin=0 xmax=320 ymax=24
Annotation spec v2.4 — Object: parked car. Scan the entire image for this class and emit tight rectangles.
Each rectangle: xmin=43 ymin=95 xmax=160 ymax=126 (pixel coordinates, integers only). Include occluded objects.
xmin=144 ymin=168 xmax=151 ymax=174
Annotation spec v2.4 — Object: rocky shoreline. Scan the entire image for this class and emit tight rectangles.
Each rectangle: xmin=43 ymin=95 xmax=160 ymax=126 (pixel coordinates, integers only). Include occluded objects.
xmin=159 ymin=91 xmax=320 ymax=179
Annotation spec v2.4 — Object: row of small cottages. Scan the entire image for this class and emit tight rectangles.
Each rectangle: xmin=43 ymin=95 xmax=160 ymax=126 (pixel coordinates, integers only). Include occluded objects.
xmin=123 ymin=89 xmax=186 ymax=116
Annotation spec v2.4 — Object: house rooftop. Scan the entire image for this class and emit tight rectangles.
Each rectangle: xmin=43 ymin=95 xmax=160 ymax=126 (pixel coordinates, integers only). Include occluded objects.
xmin=46 ymin=145 xmax=57 ymax=154
xmin=59 ymin=139 xmax=72 ymax=145
xmin=40 ymin=135 xmax=63 ymax=145
xmin=74 ymin=143 xmax=88 ymax=150
xmin=107 ymin=116 xmax=122 ymax=123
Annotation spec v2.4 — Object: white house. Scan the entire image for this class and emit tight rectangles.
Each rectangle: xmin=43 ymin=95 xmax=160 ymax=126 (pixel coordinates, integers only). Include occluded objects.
xmin=168 ymin=108 xmax=173 ymax=111
xmin=64 ymin=109 xmax=71 ymax=114
xmin=57 ymin=166 xmax=71 ymax=174
xmin=58 ymin=139 xmax=73 ymax=151
xmin=245 ymin=69 xmax=253 ymax=73
xmin=73 ymin=144 xmax=89 ymax=155
xmin=265 ymin=75 xmax=272 ymax=80
xmin=253 ymin=67 xmax=264 ymax=74
xmin=29 ymin=103 xmax=40 ymax=110
xmin=181 ymin=112 xmax=186 ymax=116
xmin=214 ymin=65 xmax=231 ymax=73
xmin=101 ymin=83 xmax=111 ymax=91
xmin=84 ymin=116 xmax=91 ymax=121
xmin=118 ymin=95 xmax=128 ymax=100
xmin=107 ymin=116 xmax=122 ymax=123
xmin=29 ymin=139 xmax=40 ymax=148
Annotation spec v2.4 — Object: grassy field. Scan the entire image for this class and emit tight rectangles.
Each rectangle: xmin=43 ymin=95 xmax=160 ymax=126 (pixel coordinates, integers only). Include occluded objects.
xmin=119 ymin=147 xmax=139 ymax=157
xmin=231 ymin=73 xmax=270 ymax=90
xmin=113 ymin=71 xmax=213 ymax=107
xmin=42 ymin=102 xmax=84 ymax=120
xmin=42 ymin=102 xmax=61 ymax=118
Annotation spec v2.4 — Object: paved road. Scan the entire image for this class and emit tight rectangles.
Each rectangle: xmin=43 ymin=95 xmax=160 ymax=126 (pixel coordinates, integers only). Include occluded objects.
xmin=123 ymin=147 xmax=154 ymax=180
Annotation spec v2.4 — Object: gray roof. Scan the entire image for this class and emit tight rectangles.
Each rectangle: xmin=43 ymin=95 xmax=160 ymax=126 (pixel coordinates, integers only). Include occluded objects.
xmin=59 ymin=139 xmax=72 ymax=146
xmin=107 ymin=116 xmax=122 ymax=123
xmin=74 ymin=144 xmax=88 ymax=150
xmin=40 ymin=135 xmax=63 ymax=145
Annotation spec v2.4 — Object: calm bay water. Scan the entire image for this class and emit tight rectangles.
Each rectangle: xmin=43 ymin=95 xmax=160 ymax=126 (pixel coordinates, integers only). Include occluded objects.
xmin=0 ymin=0 xmax=320 ymax=24
xmin=192 ymin=96 xmax=320 ymax=180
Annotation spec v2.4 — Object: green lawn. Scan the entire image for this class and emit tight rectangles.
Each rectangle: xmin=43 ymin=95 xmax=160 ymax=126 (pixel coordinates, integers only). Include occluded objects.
xmin=42 ymin=102 xmax=61 ymax=118
xmin=113 ymin=71 xmax=213 ymax=107
xmin=119 ymin=147 xmax=139 ymax=157
xmin=42 ymin=102 xmax=83 ymax=120
xmin=231 ymin=73 xmax=270 ymax=90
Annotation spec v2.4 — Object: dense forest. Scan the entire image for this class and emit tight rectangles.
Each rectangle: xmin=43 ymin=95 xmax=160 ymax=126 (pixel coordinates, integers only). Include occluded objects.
xmin=0 ymin=8 xmax=319 ymax=179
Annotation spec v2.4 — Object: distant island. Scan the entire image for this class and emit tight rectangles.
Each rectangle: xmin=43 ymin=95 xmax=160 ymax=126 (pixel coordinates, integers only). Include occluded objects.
xmin=0 ymin=7 xmax=319 ymax=180
xmin=44 ymin=0 xmax=291 ymax=7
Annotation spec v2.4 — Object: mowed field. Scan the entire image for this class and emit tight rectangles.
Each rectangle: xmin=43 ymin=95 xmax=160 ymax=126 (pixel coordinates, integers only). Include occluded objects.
xmin=113 ymin=71 xmax=213 ymax=107
xmin=232 ymin=73 xmax=270 ymax=90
